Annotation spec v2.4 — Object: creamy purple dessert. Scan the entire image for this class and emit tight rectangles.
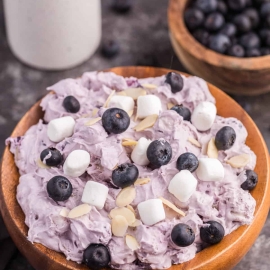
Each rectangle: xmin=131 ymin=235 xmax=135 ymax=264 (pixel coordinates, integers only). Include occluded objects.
xmin=7 ymin=71 xmax=257 ymax=270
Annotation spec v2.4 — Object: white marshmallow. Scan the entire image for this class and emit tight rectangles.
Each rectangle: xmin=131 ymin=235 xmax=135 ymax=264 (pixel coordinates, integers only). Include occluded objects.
xmin=63 ymin=150 xmax=90 ymax=177
xmin=191 ymin=101 xmax=217 ymax=131
xmin=81 ymin=181 xmax=109 ymax=209
xmin=137 ymin=199 xmax=165 ymax=226
xmin=109 ymin=95 xmax=135 ymax=113
xmin=137 ymin=95 xmax=162 ymax=119
xmin=131 ymin=137 xmax=152 ymax=166
xmin=47 ymin=116 xmax=75 ymax=142
xmin=196 ymin=158 xmax=224 ymax=182
xmin=168 ymin=170 xmax=198 ymax=203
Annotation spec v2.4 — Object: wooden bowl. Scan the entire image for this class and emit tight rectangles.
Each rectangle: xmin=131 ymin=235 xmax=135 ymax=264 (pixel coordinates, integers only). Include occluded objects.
xmin=0 ymin=66 xmax=269 ymax=270
xmin=168 ymin=0 xmax=270 ymax=96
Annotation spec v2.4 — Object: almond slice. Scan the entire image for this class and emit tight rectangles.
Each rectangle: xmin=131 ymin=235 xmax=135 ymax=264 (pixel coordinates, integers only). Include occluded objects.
xmin=104 ymin=90 xmax=116 ymax=108
xmin=134 ymin=114 xmax=158 ymax=132
xmin=125 ymin=88 xmax=147 ymax=100
xmin=167 ymin=102 xmax=175 ymax=110
xmin=37 ymin=159 xmax=50 ymax=169
xmin=85 ymin=117 xmax=102 ymax=126
xmin=116 ymin=91 xmax=127 ymax=96
xmin=226 ymin=154 xmax=250 ymax=168
xmin=68 ymin=204 xmax=92 ymax=219
xmin=116 ymin=186 xmax=136 ymax=208
xmin=126 ymin=205 xmax=136 ymax=215
xmin=125 ymin=235 xmax=140 ymax=250
xmin=142 ymin=83 xmax=157 ymax=89
xmin=122 ymin=140 xmax=138 ymax=146
xmin=109 ymin=207 xmax=136 ymax=225
xmin=128 ymin=110 xmax=134 ymax=117
xmin=60 ymin=208 xmax=70 ymax=217
xmin=188 ymin=137 xmax=201 ymax=148
xmin=134 ymin=177 xmax=151 ymax=186
xmin=207 ymin=138 xmax=218 ymax=159
xmin=129 ymin=219 xmax=142 ymax=227
xmin=159 ymin=197 xmax=185 ymax=217
xmin=111 ymin=215 xmax=128 ymax=237
xmin=92 ymin=108 xmax=99 ymax=117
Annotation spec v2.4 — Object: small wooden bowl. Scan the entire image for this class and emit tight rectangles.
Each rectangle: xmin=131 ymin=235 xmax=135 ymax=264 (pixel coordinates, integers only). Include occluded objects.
xmin=168 ymin=0 xmax=270 ymax=95
xmin=0 ymin=66 xmax=270 ymax=270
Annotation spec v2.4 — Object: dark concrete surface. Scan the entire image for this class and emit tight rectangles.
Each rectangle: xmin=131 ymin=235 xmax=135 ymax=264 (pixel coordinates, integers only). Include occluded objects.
xmin=0 ymin=0 xmax=269 ymax=269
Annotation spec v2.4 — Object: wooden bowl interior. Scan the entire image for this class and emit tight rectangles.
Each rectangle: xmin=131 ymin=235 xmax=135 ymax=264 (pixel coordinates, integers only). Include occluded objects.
xmin=0 ymin=66 xmax=269 ymax=270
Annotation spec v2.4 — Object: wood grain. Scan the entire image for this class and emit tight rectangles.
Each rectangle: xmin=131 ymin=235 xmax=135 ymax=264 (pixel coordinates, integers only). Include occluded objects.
xmin=168 ymin=0 xmax=270 ymax=95
xmin=0 ymin=66 xmax=270 ymax=270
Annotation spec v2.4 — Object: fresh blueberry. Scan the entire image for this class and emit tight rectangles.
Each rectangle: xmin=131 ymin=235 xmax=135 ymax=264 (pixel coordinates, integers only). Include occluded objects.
xmin=83 ymin=243 xmax=110 ymax=270
xmin=170 ymin=105 xmax=191 ymax=121
xmin=165 ymin=72 xmax=184 ymax=93
xmin=171 ymin=223 xmax=195 ymax=247
xmin=265 ymin=14 xmax=270 ymax=28
xmin=240 ymin=32 xmax=260 ymax=49
xmin=227 ymin=0 xmax=247 ymax=11
xmin=184 ymin=8 xmax=205 ymax=30
xmin=102 ymin=108 xmax=130 ymax=134
xmin=146 ymin=139 xmax=172 ymax=168
xmin=101 ymin=40 xmax=120 ymax=58
xmin=112 ymin=0 xmax=133 ymax=13
xmin=217 ymin=1 xmax=228 ymax=15
xmin=241 ymin=170 xmax=258 ymax=190
xmin=208 ymin=34 xmax=231 ymax=53
xmin=244 ymin=8 xmax=260 ymax=29
xmin=230 ymin=37 xmax=239 ymax=46
xmin=40 ymin=147 xmax=63 ymax=167
xmin=260 ymin=2 xmax=270 ymax=18
xmin=47 ymin=176 xmax=72 ymax=201
xmin=112 ymin=163 xmax=139 ymax=188
xmin=227 ymin=44 xmax=245 ymax=57
xmin=215 ymin=126 xmax=236 ymax=150
xmin=261 ymin=47 xmax=270 ymax=55
xmin=219 ymin=23 xmax=237 ymax=37
xmin=176 ymin=152 xmax=199 ymax=172
xmin=63 ymin=96 xmax=80 ymax=113
xmin=204 ymin=12 xmax=225 ymax=32
xmin=193 ymin=29 xmax=210 ymax=46
xmin=259 ymin=29 xmax=270 ymax=46
xmin=233 ymin=14 xmax=252 ymax=33
xmin=246 ymin=48 xmax=261 ymax=57
xmin=200 ymin=221 xmax=225 ymax=244
xmin=194 ymin=0 xmax=218 ymax=13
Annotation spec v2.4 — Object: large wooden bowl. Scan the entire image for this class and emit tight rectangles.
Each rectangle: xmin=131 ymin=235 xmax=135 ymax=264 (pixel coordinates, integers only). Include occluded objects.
xmin=0 ymin=66 xmax=269 ymax=270
xmin=168 ymin=0 xmax=270 ymax=96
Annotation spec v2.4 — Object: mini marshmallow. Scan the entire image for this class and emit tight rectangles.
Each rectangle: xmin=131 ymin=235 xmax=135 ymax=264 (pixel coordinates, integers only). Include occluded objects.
xmin=81 ymin=181 xmax=109 ymax=209
xmin=109 ymin=95 xmax=135 ymax=113
xmin=63 ymin=150 xmax=90 ymax=177
xmin=196 ymin=158 xmax=224 ymax=182
xmin=131 ymin=137 xmax=152 ymax=166
xmin=137 ymin=199 xmax=165 ymax=226
xmin=168 ymin=170 xmax=198 ymax=203
xmin=47 ymin=116 xmax=75 ymax=142
xmin=191 ymin=101 xmax=217 ymax=131
xmin=137 ymin=95 xmax=162 ymax=119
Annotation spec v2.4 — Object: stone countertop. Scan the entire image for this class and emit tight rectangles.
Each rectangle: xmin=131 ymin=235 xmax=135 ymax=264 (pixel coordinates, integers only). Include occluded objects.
xmin=0 ymin=0 xmax=269 ymax=269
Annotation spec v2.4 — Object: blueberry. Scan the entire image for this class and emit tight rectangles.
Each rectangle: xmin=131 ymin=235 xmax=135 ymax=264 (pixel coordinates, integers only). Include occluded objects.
xmin=261 ymin=47 xmax=270 ymax=55
xmin=40 ymin=147 xmax=63 ymax=167
xmin=146 ymin=139 xmax=172 ymax=168
xmin=241 ymin=170 xmax=258 ymax=190
xmin=259 ymin=29 xmax=270 ymax=46
xmin=176 ymin=152 xmax=199 ymax=172
xmin=208 ymin=34 xmax=231 ymax=53
xmin=265 ymin=14 xmax=270 ymax=28
xmin=47 ymin=176 xmax=72 ymax=201
xmin=193 ymin=29 xmax=210 ymax=46
xmin=246 ymin=48 xmax=261 ymax=57
xmin=204 ymin=12 xmax=225 ymax=32
xmin=63 ymin=96 xmax=80 ymax=113
xmin=260 ymin=2 xmax=270 ymax=18
xmin=165 ymin=72 xmax=184 ymax=93
xmin=227 ymin=44 xmax=245 ymax=57
xmin=219 ymin=23 xmax=237 ymax=38
xmin=171 ymin=223 xmax=195 ymax=247
xmin=230 ymin=37 xmax=239 ymax=46
xmin=101 ymin=40 xmax=120 ymax=58
xmin=194 ymin=0 xmax=218 ymax=13
xmin=200 ymin=221 xmax=225 ymax=244
xmin=215 ymin=126 xmax=236 ymax=150
xmin=112 ymin=163 xmax=139 ymax=188
xmin=227 ymin=0 xmax=247 ymax=11
xmin=102 ymin=108 xmax=130 ymax=134
xmin=244 ymin=8 xmax=260 ymax=29
xmin=170 ymin=105 xmax=191 ymax=121
xmin=184 ymin=8 xmax=205 ymax=30
xmin=233 ymin=14 xmax=252 ymax=33
xmin=217 ymin=1 xmax=228 ymax=15
xmin=83 ymin=243 xmax=110 ymax=270
xmin=112 ymin=0 xmax=133 ymax=13
xmin=240 ymin=32 xmax=260 ymax=49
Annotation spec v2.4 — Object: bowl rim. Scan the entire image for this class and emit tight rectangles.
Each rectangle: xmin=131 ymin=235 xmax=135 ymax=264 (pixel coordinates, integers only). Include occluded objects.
xmin=168 ymin=0 xmax=270 ymax=71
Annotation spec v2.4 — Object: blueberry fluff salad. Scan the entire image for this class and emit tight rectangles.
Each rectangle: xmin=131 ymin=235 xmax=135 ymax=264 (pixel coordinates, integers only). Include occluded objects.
xmin=6 ymin=71 xmax=257 ymax=269
xmin=184 ymin=0 xmax=270 ymax=57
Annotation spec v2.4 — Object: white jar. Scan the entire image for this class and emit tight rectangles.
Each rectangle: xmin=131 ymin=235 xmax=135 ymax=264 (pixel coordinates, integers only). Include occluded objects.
xmin=3 ymin=0 xmax=101 ymax=70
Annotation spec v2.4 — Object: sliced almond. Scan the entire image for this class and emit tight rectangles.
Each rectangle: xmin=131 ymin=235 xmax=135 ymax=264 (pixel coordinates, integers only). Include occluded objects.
xmin=128 ymin=110 xmax=134 ymax=117
xmin=109 ymin=207 xmax=136 ymax=225
xmin=80 ymin=113 xmax=90 ymax=118
xmin=60 ymin=208 xmax=70 ymax=217
xmin=142 ymin=83 xmax=157 ymax=89
xmin=116 ymin=91 xmax=127 ymax=96
xmin=116 ymin=186 xmax=136 ymax=208
xmin=188 ymin=137 xmax=201 ymax=148
xmin=125 ymin=234 xmax=140 ymax=250
xmin=103 ymin=90 xmax=116 ymax=108
xmin=134 ymin=114 xmax=158 ymax=132
xmin=159 ymin=197 xmax=185 ymax=217
xmin=134 ymin=177 xmax=151 ymax=186
xmin=37 ymin=159 xmax=50 ymax=169
xmin=125 ymin=88 xmax=147 ymax=100
xmin=122 ymin=139 xmax=138 ymax=146
xmin=207 ymin=138 xmax=218 ymax=159
xmin=68 ymin=204 xmax=92 ymax=219
xmin=226 ymin=154 xmax=250 ymax=168
xmin=92 ymin=108 xmax=99 ymax=117
xmin=85 ymin=117 xmax=102 ymax=126
xmin=111 ymin=215 xmax=128 ymax=237
xmin=126 ymin=205 xmax=136 ymax=215
xmin=129 ymin=219 xmax=142 ymax=227
xmin=112 ymin=163 xmax=119 ymax=170
xmin=167 ymin=102 xmax=175 ymax=110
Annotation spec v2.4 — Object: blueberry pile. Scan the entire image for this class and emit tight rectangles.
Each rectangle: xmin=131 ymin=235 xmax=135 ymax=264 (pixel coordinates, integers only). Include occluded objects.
xmin=184 ymin=0 xmax=270 ymax=57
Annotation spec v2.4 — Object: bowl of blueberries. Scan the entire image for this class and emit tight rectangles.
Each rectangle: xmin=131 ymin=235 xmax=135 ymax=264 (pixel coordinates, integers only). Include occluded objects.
xmin=168 ymin=0 xmax=270 ymax=95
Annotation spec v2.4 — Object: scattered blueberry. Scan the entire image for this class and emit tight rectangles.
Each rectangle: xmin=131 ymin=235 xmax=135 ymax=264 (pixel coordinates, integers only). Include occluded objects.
xmin=260 ymin=2 xmax=270 ymax=18
xmin=176 ymin=152 xmax=199 ymax=172
xmin=217 ymin=1 xmax=228 ymax=15
xmin=112 ymin=0 xmax=133 ymax=13
xmin=208 ymin=34 xmax=231 ymax=54
xmin=40 ymin=147 xmax=63 ymax=167
xmin=193 ymin=29 xmax=210 ymax=46
xmin=171 ymin=223 xmax=195 ymax=247
xmin=47 ymin=176 xmax=72 ymax=201
xmin=215 ymin=126 xmax=236 ymax=150
xmin=228 ymin=0 xmax=247 ymax=11
xmin=184 ymin=8 xmax=205 ymax=30
xmin=101 ymin=40 xmax=120 ymax=58
xmin=170 ymin=105 xmax=191 ymax=121
xmin=246 ymin=48 xmax=261 ymax=57
xmin=204 ymin=12 xmax=225 ymax=32
xmin=165 ymin=72 xmax=184 ymax=93
xmin=200 ymin=221 xmax=225 ymax=244
xmin=83 ymin=243 xmax=110 ymax=269
xmin=102 ymin=108 xmax=130 ymax=134
xmin=112 ymin=163 xmax=139 ymax=188
xmin=194 ymin=0 xmax=218 ymax=13
xmin=219 ymin=23 xmax=237 ymax=37
xmin=244 ymin=8 xmax=260 ymax=29
xmin=233 ymin=14 xmax=252 ymax=33
xmin=63 ymin=96 xmax=80 ymax=113
xmin=240 ymin=32 xmax=260 ymax=49
xmin=241 ymin=170 xmax=258 ymax=190
xmin=227 ymin=44 xmax=245 ymax=57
